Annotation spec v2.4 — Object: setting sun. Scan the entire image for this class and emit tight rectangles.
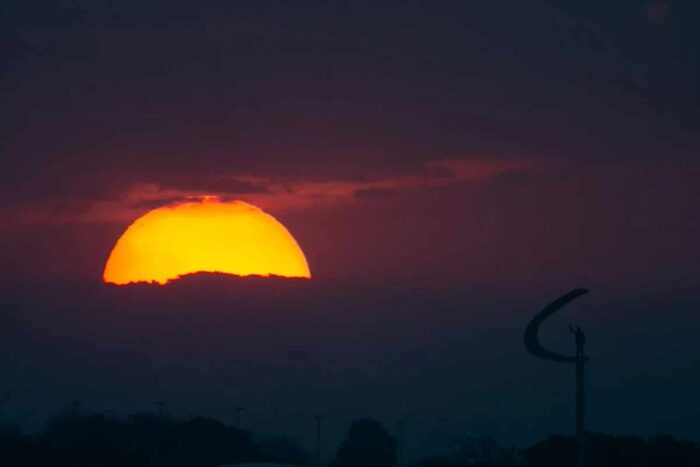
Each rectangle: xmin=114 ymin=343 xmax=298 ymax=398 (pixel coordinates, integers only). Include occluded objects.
xmin=103 ymin=198 xmax=311 ymax=285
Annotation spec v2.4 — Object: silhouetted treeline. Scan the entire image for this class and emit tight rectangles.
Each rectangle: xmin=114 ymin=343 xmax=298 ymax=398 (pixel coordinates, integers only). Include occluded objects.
xmin=524 ymin=433 xmax=700 ymax=467
xmin=2 ymin=413 xmax=700 ymax=467
xmin=0 ymin=412 xmax=296 ymax=466
xmin=415 ymin=436 xmax=522 ymax=467
xmin=417 ymin=433 xmax=700 ymax=467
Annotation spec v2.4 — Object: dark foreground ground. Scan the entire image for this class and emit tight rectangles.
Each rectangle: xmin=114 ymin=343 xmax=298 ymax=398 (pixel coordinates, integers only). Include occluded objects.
xmin=1 ymin=412 xmax=698 ymax=467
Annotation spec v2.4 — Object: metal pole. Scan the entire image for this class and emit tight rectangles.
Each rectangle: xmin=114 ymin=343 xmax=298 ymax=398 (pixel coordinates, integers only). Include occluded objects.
xmin=396 ymin=420 xmax=405 ymax=466
xmin=235 ymin=407 xmax=244 ymax=428
xmin=314 ymin=415 xmax=322 ymax=467
xmin=576 ymin=354 xmax=586 ymax=467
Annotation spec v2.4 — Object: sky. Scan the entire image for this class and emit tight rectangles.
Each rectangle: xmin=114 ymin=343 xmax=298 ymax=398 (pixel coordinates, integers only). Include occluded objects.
xmin=1 ymin=0 xmax=700 ymax=460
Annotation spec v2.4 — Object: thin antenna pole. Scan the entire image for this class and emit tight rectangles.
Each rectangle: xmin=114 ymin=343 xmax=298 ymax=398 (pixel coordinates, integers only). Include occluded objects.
xmin=314 ymin=414 xmax=322 ymax=467
xmin=396 ymin=420 xmax=405 ymax=466
xmin=156 ymin=400 xmax=167 ymax=467
xmin=576 ymin=340 xmax=586 ymax=467
xmin=235 ymin=407 xmax=244 ymax=428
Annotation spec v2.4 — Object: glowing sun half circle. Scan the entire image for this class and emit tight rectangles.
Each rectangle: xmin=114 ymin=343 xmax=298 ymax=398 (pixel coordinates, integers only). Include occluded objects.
xmin=103 ymin=199 xmax=311 ymax=285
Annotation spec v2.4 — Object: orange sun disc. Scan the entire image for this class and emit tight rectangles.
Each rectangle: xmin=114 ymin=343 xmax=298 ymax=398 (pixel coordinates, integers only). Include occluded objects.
xmin=103 ymin=198 xmax=311 ymax=285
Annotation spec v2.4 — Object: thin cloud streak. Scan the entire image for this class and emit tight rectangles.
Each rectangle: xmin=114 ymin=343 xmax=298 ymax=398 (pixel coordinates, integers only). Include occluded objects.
xmin=7 ymin=158 xmax=535 ymax=225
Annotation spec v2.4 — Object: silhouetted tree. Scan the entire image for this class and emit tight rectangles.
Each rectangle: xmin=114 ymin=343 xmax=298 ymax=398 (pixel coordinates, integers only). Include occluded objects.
xmin=331 ymin=418 xmax=397 ymax=467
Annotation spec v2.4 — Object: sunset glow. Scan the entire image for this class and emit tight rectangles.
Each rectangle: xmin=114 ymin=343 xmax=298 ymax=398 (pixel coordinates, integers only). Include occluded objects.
xmin=103 ymin=199 xmax=311 ymax=285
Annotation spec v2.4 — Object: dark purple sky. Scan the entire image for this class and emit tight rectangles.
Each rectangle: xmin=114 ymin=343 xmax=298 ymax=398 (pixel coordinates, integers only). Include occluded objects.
xmin=1 ymin=0 xmax=699 ymax=460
